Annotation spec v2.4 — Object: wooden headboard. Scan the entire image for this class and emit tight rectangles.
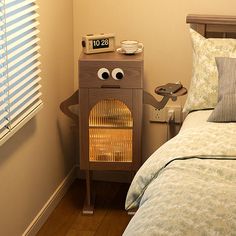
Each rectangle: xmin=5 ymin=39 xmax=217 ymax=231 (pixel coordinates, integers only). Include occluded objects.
xmin=186 ymin=14 xmax=236 ymax=38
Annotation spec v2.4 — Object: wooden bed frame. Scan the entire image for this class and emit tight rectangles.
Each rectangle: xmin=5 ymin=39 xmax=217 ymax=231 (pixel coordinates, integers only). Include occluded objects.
xmin=187 ymin=14 xmax=236 ymax=38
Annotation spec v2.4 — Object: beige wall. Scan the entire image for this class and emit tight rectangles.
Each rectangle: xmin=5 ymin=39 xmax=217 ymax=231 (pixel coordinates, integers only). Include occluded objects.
xmin=0 ymin=0 xmax=74 ymax=235
xmin=74 ymin=0 xmax=236 ymax=160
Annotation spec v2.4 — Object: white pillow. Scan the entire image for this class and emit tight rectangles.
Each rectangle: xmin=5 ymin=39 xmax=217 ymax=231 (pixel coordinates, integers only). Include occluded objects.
xmin=183 ymin=29 xmax=236 ymax=112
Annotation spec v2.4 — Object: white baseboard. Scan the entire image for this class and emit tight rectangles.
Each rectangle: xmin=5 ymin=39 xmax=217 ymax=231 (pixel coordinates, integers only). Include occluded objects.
xmin=22 ymin=166 xmax=76 ymax=236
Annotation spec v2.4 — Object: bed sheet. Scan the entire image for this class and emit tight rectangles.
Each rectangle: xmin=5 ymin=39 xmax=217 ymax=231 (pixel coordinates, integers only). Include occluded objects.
xmin=180 ymin=110 xmax=213 ymax=132
xmin=124 ymin=111 xmax=236 ymax=236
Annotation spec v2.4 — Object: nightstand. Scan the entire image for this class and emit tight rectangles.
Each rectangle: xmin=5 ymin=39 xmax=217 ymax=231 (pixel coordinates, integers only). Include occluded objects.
xmin=60 ymin=52 xmax=187 ymax=214
xmin=78 ymin=51 xmax=144 ymax=214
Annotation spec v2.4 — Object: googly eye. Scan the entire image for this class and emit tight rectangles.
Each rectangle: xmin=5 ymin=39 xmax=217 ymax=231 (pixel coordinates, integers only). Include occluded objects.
xmin=112 ymin=68 xmax=124 ymax=80
xmin=97 ymin=68 xmax=110 ymax=80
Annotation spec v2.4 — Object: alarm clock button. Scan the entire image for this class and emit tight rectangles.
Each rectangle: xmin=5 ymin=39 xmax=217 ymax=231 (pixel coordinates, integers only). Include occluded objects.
xmin=112 ymin=68 xmax=124 ymax=80
xmin=97 ymin=68 xmax=110 ymax=80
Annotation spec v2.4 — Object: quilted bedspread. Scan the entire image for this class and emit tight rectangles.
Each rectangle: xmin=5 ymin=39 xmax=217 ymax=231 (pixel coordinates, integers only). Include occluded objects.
xmin=124 ymin=122 xmax=236 ymax=236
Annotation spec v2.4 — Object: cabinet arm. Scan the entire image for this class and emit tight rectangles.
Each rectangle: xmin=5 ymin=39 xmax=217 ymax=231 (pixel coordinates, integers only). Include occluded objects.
xmin=60 ymin=90 xmax=79 ymax=122
xmin=143 ymin=91 xmax=176 ymax=110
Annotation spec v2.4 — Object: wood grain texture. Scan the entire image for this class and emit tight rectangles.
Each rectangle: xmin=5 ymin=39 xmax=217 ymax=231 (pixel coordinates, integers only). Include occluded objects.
xmin=78 ymin=50 xmax=144 ymax=213
xmin=88 ymin=89 xmax=133 ymax=112
xmin=79 ymin=89 xmax=89 ymax=170
xmin=79 ymin=61 xmax=143 ymax=89
xmin=132 ymin=89 xmax=143 ymax=170
xmin=187 ymin=14 xmax=236 ymax=37
xmin=60 ymin=90 xmax=79 ymax=122
xmin=187 ymin=14 xmax=236 ymax=25
xmin=79 ymin=50 xmax=143 ymax=62
xmin=79 ymin=51 xmax=143 ymax=89
xmin=37 ymin=180 xmax=132 ymax=236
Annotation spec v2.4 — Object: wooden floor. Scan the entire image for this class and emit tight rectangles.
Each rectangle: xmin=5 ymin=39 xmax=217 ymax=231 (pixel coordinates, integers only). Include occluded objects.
xmin=37 ymin=179 xmax=132 ymax=236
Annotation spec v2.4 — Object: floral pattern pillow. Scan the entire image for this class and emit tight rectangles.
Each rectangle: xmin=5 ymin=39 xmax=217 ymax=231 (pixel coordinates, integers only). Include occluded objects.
xmin=183 ymin=29 xmax=236 ymax=112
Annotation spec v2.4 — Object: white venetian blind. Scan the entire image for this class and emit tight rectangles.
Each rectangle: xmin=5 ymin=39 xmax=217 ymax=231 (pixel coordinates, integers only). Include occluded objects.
xmin=0 ymin=0 xmax=42 ymax=144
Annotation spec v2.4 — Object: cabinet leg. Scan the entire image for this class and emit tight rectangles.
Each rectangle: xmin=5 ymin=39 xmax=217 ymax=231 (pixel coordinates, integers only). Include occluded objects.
xmin=83 ymin=170 xmax=95 ymax=214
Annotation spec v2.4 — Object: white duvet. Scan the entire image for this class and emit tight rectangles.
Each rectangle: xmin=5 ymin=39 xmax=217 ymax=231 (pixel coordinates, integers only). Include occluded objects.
xmin=124 ymin=112 xmax=236 ymax=236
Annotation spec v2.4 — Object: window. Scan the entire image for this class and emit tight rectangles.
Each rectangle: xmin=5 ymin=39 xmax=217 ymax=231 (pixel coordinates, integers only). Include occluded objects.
xmin=0 ymin=0 xmax=42 ymax=145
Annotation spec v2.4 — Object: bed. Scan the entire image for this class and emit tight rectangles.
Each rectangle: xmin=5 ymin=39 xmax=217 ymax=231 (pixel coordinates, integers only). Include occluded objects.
xmin=123 ymin=15 xmax=236 ymax=236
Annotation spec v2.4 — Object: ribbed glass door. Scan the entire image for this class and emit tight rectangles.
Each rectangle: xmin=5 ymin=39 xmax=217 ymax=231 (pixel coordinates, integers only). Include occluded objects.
xmin=89 ymin=99 xmax=133 ymax=162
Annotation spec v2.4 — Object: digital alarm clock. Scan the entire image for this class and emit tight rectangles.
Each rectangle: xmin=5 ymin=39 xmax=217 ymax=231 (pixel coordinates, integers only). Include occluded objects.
xmin=82 ymin=33 xmax=116 ymax=54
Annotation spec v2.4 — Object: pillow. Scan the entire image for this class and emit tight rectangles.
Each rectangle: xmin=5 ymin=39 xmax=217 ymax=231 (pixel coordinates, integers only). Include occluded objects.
xmin=208 ymin=57 xmax=236 ymax=122
xmin=183 ymin=28 xmax=236 ymax=112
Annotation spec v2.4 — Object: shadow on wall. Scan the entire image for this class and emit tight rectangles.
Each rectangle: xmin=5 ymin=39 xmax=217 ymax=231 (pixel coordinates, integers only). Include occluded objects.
xmin=0 ymin=118 xmax=37 ymax=167
xmin=56 ymin=112 xmax=77 ymax=172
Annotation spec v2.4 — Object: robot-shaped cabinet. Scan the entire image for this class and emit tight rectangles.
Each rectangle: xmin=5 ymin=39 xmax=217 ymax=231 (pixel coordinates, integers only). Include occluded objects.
xmin=60 ymin=51 xmax=186 ymax=214
xmin=79 ymin=52 xmax=143 ymax=213
xmin=79 ymin=53 xmax=143 ymax=170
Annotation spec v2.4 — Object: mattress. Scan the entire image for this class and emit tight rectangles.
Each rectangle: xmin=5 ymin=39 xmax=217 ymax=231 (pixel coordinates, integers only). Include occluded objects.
xmin=124 ymin=110 xmax=236 ymax=236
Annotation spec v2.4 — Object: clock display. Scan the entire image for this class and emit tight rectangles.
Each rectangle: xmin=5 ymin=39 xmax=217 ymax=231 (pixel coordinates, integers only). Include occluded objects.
xmin=92 ymin=38 xmax=109 ymax=49
xmin=82 ymin=33 xmax=115 ymax=54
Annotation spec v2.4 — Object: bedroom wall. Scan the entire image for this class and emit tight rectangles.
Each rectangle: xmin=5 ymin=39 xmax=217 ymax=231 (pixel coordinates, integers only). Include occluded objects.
xmin=0 ymin=0 xmax=74 ymax=235
xmin=74 ymin=0 xmax=236 ymax=160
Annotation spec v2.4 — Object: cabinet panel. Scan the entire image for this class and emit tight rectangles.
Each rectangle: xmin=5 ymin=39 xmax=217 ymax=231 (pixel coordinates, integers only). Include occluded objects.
xmin=78 ymin=51 xmax=143 ymax=213
xmin=79 ymin=61 xmax=143 ymax=89
xmin=79 ymin=88 xmax=141 ymax=171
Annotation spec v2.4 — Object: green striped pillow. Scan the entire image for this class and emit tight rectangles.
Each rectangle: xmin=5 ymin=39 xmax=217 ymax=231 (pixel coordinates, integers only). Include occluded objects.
xmin=208 ymin=57 xmax=236 ymax=122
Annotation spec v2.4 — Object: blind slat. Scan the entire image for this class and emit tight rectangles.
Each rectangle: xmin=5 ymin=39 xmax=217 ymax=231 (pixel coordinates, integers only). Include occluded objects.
xmin=8 ymin=44 xmax=40 ymax=68
xmin=0 ymin=128 xmax=9 ymax=139
xmin=9 ymin=85 xmax=41 ymax=110
xmin=10 ymin=92 xmax=42 ymax=120
xmin=9 ymin=62 xmax=40 ymax=85
xmin=6 ymin=29 xmax=39 ymax=51
xmin=6 ymin=21 xmax=39 ymax=41
xmin=6 ymin=12 xmax=39 ymax=34
xmin=5 ymin=0 xmax=36 ymax=14
xmin=10 ymin=100 xmax=42 ymax=128
xmin=5 ymin=0 xmax=29 ymax=3
xmin=8 ymin=37 xmax=39 ymax=59
xmin=9 ymin=78 xmax=41 ymax=103
xmin=5 ymin=5 xmax=38 ymax=24
xmin=8 ymin=53 xmax=40 ymax=77
xmin=0 ymin=111 xmax=8 ymax=121
xmin=0 ymin=102 xmax=7 ymax=110
xmin=9 ymin=70 xmax=41 ymax=92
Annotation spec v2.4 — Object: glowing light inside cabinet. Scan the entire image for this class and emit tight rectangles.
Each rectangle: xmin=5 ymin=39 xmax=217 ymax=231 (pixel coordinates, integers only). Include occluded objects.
xmin=89 ymin=99 xmax=133 ymax=162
